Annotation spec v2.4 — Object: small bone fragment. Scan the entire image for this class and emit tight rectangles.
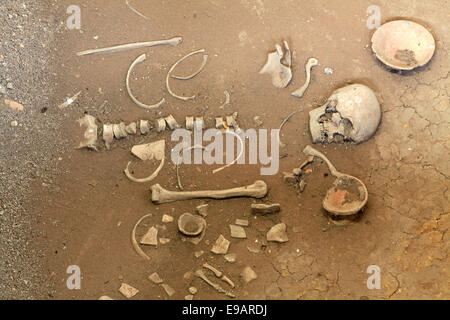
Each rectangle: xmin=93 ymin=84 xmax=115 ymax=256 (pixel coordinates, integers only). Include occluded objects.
xmin=189 ymin=287 xmax=198 ymax=295
xmin=171 ymin=54 xmax=208 ymax=80
xmin=165 ymin=114 xmax=179 ymax=130
xmin=300 ymin=156 xmax=315 ymax=169
xmin=194 ymin=117 xmax=204 ymax=130
xmin=215 ymin=117 xmax=225 ymax=129
xmin=203 ymin=262 xmax=223 ymax=278
xmin=103 ymin=124 xmax=114 ymax=149
xmin=196 ymin=204 xmax=209 ymax=217
xmin=125 ymin=122 xmax=137 ymax=135
xmin=77 ymin=37 xmax=182 ymax=56
xmin=241 ymin=266 xmax=257 ymax=283
xmin=125 ymin=0 xmax=150 ymax=20
xmin=162 ymin=214 xmax=174 ymax=223
xmin=283 ymin=172 xmax=297 ymax=184
xmin=221 ymin=275 xmax=235 ymax=288
xmin=299 ymin=180 xmax=307 ymax=193
xmin=76 ymin=115 xmax=98 ymax=151
xmin=211 ymin=235 xmax=230 ymax=255
xmin=219 ymin=90 xmax=231 ymax=109
xmin=113 ymin=122 xmax=128 ymax=139
xmin=119 ymin=283 xmax=139 ymax=298
xmin=150 ymin=180 xmax=268 ymax=204
xmin=161 ymin=283 xmax=175 ymax=297
xmin=224 ymin=253 xmax=236 ymax=263
xmin=267 ymin=223 xmax=289 ymax=243
xmin=186 ymin=116 xmax=194 ymax=130
xmin=148 ymin=272 xmax=163 ymax=284
xmin=226 ymin=115 xmax=238 ymax=128
xmin=235 ymin=219 xmax=249 ymax=227
xmin=155 ymin=118 xmax=166 ymax=132
xmin=140 ymin=120 xmax=150 ymax=134
xmin=251 ymin=203 xmax=281 ymax=215
xmin=126 ymin=54 xmax=165 ymax=110
xmin=166 ymin=49 xmax=207 ymax=101
xmin=140 ymin=226 xmax=158 ymax=246
xmin=291 ymin=57 xmax=319 ymax=98
xmin=292 ymin=168 xmax=302 ymax=176
xmin=259 ymin=41 xmax=292 ymax=88
xmin=58 ymin=91 xmax=81 ymax=109
xmin=230 ymin=225 xmax=247 ymax=239
xmin=159 ymin=238 xmax=170 ymax=244
xmin=194 ymin=250 xmax=204 ymax=258
xmin=194 ymin=269 xmax=235 ymax=298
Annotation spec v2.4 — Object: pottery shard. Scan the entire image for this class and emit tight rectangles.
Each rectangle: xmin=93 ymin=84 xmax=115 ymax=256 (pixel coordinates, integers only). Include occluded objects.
xmin=140 ymin=226 xmax=158 ymax=246
xmin=148 ymin=272 xmax=163 ymax=284
xmin=267 ymin=223 xmax=289 ymax=243
xmin=224 ymin=253 xmax=237 ymax=263
xmin=161 ymin=283 xmax=175 ymax=297
xmin=230 ymin=225 xmax=247 ymax=239
xmin=196 ymin=204 xmax=208 ymax=217
xmin=119 ymin=283 xmax=139 ymax=298
xmin=162 ymin=214 xmax=174 ymax=223
xmin=241 ymin=266 xmax=257 ymax=283
xmin=235 ymin=219 xmax=249 ymax=227
xmin=251 ymin=203 xmax=281 ymax=215
xmin=211 ymin=235 xmax=230 ymax=255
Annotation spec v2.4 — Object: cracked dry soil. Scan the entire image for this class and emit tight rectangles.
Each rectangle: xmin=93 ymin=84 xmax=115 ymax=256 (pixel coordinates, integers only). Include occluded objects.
xmin=1 ymin=0 xmax=448 ymax=299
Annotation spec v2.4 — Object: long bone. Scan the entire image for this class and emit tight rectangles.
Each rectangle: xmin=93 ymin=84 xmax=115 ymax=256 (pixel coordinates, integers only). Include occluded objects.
xmin=291 ymin=57 xmax=319 ymax=98
xmin=150 ymin=180 xmax=268 ymax=204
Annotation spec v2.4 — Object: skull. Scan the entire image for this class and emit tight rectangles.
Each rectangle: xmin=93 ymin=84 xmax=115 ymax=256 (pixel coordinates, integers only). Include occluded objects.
xmin=309 ymin=84 xmax=381 ymax=144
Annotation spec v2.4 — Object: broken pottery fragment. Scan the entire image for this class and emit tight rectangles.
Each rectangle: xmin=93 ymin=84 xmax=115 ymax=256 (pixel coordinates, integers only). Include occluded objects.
xmin=260 ymin=41 xmax=292 ymax=88
xmin=309 ymin=84 xmax=381 ymax=144
xmin=76 ymin=115 xmax=98 ymax=151
xmin=267 ymin=223 xmax=289 ymax=243
xmin=224 ymin=253 xmax=237 ymax=263
xmin=178 ymin=213 xmax=205 ymax=236
xmin=230 ymin=225 xmax=247 ymax=239
xmin=140 ymin=226 xmax=158 ymax=246
xmin=235 ymin=219 xmax=249 ymax=227
xmin=251 ymin=203 xmax=281 ymax=215
xmin=211 ymin=235 xmax=230 ymax=255
xmin=148 ymin=272 xmax=163 ymax=284
xmin=162 ymin=214 xmax=174 ymax=223
xmin=118 ymin=283 xmax=139 ymax=298
xmin=194 ymin=250 xmax=204 ymax=258
xmin=241 ymin=266 xmax=257 ymax=283
xmin=161 ymin=283 xmax=175 ymax=297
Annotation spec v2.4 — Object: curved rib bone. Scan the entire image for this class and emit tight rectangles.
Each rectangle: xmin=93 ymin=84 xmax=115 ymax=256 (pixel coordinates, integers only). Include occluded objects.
xmin=291 ymin=57 xmax=319 ymax=98
xmin=151 ymin=180 xmax=268 ymax=204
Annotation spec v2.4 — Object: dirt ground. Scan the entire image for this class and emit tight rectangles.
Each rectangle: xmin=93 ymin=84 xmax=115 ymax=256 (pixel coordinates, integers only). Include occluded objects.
xmin=1 ymin=0 xmax=448 ymax=300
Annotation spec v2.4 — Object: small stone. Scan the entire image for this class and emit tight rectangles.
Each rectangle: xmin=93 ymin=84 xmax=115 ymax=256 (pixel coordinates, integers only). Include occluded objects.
xmin=235 ymin=219 xmax=249 ymax=227
xmin=224 ymin=253 xmax=237 ymax=263
xmin=324 ymin=67 xmax=334 ymax=75
xmin=230 ymin=225 xmax=247 ymax=239
xmin=196 ymin=204 xmax=208 ymax=217
xmin=251 ymin=203 xmax=281 ymax=215
xmin=241 ymin=266 xmax=257 ymax=283
xmin=10 ymin=120 xmax=18 ymax=127
xmin=0 ymin=84 xmax=6 ymax=95
xmin=148 ymin=272 xmax=163 ymax=284
xmin=2 ymin=99 xmax=24 ymax=112
xmin=6 ymin=83 xmax=13 ymax=89
xmin=189 ymin=287 xmax=198 ymax=295
xmin=159 ymin=238 xmax=171 ymax=244
xmin=118 ymin=283 xmax=139 ymax=298
xmin=161 ymin=283 xmax=175 ymax=297
xmin=283 ymin=172 xmax=298 ymax=184
xmin=98 ymin=295 xmax=114 ymax=300
xmin=267 ymin=223 xmax=289 ymax=243
xmin=211 ymin=235 xmax=230 ymax=255
xmin=185 ymin=294 xmax=194 ymax=300
xmin=194 ymin=250 xmax=204 ymax=258
xmin=162 ymin=214 xmax=174 ymax=223
xmin=140 ymin=226 xmax=158 ymax=246
xmin=253 ymin=116 xmax=263 ymax=127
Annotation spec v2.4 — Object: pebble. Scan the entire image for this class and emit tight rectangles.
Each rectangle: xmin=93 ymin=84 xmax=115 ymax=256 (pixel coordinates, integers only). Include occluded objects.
xmin=194 ymin=250 xmax=204 ymax=258
xmin=10 ymin=120 xmax=18 ymax=127
xmin=6 ymin=83 xmax=13 ymax=89
xmin=0 ymin=84 xmax=6 ymax=95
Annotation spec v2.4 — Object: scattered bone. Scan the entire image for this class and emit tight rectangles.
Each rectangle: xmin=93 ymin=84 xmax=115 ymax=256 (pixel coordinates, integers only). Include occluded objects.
xmin=299 ymin=156 xmax=314 ymax=170
xmin=219 ymin=90 xmax=231 ymax=109
xmin=253 ymin=116 xmax=263 ymax=127
xmin=215 ymin=117 xmax=225 ymax=129
xmin=126 ymin=54 xmax=165 ymax=110
xmin=211 ymin=235 xmax=230 ymax=255
xmin=241 ymin=266 xmax=257 ymax=283
xmin=76 ymin=115 xmax=98 ymax=151
xmin=113 ymin=122 xmax=128 ymax=139
xmin=292 ymin=168 xmax=302 ymax=176
xmin=58 ymin=91 xmax=81 ymax=109
xmin=103 ymin=124 xmax=114 ymax=150
xmin=221 ymin=275 xmax=235 ymax=288
xmin=194 ymin=117 xmax=204 ymax=131
xmin=162 ymin=214 xmax=174 ymax=223
xmin=98 ymin=296 xmax=113 ymax=300
xmin=203 ymin=262 xmax=223 ymax=278
xmin=298 ymin=180 xmax=307 ymax=193
xmin=166 ymin=49 xmax=207 ymax=101
xmin=224 ymin=253 xmax=237 ymax=263
xmin=189 ymin=287 xmax=198 ymax=295
xmin=125 ymin=0 xmax=150 ymax=20
xmin=212 ymin=130 xmax=244 ymax=174
xmin=140 ymin=226 xmax=158 ymax=246
xmin=124 ymin=140 xmax=165 ymax=183
xmin=131 ymin=214 xmax=152 ymax=260
xmin=150 ymin=180 xmax=268 ymax=204
xmin=251 ymin=203 xmax=280 ymax=215
xmin=159 ymin=238 xmax=171 ymax=244
xmin=77 ymin=37 xmax=182 ymax=56
xmin=171 ymin=54 xmax=208 ymax=80
xmin=176 ymin=145 xmax=205 ymax=190
xmin=278 ymin=108 xmax=303 ymax=147
xmin=196 ymin=204 xmax=209 ymax=217
xmin=161 ymin=283 xmax=175 ymax=297
xmin=235 ymin=219 xmax=249 ymax=227
xmin=230 ymin=225 xmax=247 ymax=239
xmin=226 ymin=114 xmax=238 ymax=128
xmin=185 ymin=294 xmax=194 ymax=300
xmin=260 ymin=41 xmax=292 ymax=88
xmin=1 ymin=99 xmax=24 ymax=112
xmin=194 ymin=269 xmax=235 ymax=298
xmin=194 ymin=250 xmax=204 ymax=258
xmin=267 ymin=223 xmax=289 ymax=243
xmin=178 ymin=213 xmax=206 ymax=236
xmin=186 ymin=116 xmax=194 ymax=130
xmin=119 ymin=283 xmax=139 ymax=298
xmin=140 ymin=120 xmax=150 ymax=134
xmin=148 ymin=272 xmax=163 ymax=284
xmin=155 ymin=118 xmax=166 ymax=133
xmin=283 ymin=172 xmax=297 ymax=184
xmin=125 ymin=122 xmax=137 ymax=135
xmin=291 ymin=57 xmax=319 ymax=98
xmin=165 ymin=114 xmax=179 ymax=130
